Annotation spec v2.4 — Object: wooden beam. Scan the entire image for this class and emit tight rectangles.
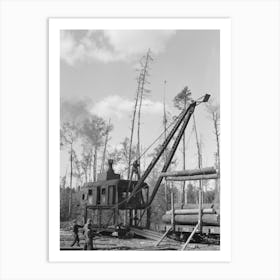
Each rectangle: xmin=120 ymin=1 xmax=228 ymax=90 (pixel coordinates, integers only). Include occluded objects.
xmin=166 ymin=174 xmax=218 ymax=181
xmin=154 ymin=227 xmax=172 ymax=247
xmin=181 ymin=221 xmax=200 ymax=251
xmin=171 ymin=192 xmax=175 ymax=231
xmin=198 ymin=188 xmax=203 ymax=232
xmin=160 ymin=167 xmax=217 ymax=178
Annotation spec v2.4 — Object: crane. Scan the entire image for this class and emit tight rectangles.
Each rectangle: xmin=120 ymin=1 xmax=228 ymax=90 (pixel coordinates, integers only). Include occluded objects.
xmin=80 ymin=93 xmax=212 ymax=231
xmin=125 ymin=93 xmax=211 ymax=209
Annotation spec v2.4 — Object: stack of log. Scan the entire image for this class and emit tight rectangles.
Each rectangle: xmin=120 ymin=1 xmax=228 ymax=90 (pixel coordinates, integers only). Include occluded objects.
xmin=162 ymin=208 xmax=220 ymax=226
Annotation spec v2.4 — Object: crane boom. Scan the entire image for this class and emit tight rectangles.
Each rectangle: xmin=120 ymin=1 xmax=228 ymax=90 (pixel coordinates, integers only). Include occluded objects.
xmin=128 ymin=101 xmax=197 ymax=205
xmin=146 ymin=102 xmax=196 ymax=206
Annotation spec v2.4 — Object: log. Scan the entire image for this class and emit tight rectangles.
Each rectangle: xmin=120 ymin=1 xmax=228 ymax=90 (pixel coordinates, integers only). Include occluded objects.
xmin=166 ymin=174 xmax=218 ymax=181
xmin=166 ymin=208 xmax=216 ymax=215
xmin=160 ymin=167 xmax=217 ymax=178
xmin=162 ymin=213 xmax=220 ymax=226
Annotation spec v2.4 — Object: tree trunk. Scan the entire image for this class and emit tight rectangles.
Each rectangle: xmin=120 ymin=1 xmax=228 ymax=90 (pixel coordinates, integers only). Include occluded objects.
xmin=101 ymin=120 xmax=110 ymax=174
xmin=128 ymin=78 xmax=141 ymax=179
xmin=83 ymin=167 xmax=88 ymax=183
xmin=181 ymin=98 xmax=187 ymax=208
xmin=192 ymin=114 xmax=203 ymax=232
xmin=88 ymin=160 xmax=92 ymax=182
xmin=137 ymin=75 xmax=145 ymax=175
xmin=93 ymin=146 xmax=98 ymax=182
xmin=214 ymin=113 xmax=220 ymax=203
xmin=137 ymin=91 xmax=143 ymax=175
xmin=137 ymin=49 xmax=152 ymax=177
xmin=181 ymin=132 xmax=186 ymax=208
xmin=68 ymin=143 xmax=73 ymax=219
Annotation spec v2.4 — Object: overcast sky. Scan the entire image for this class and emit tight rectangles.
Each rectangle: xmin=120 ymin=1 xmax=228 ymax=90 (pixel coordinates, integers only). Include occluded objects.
xmin=60 ymin=29 xmax=220 ymax=179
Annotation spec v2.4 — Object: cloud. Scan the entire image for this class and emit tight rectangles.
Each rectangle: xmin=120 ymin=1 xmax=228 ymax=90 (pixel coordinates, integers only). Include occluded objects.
xmin=103 ymin=30 xmax=175 ymax=57
xmin=91 ymin=95 xmax=164 ymax=119
xmin=60 ymin=98 xmax=91 ymax=124
xmin=60 ymin=31 xmax=86 ymax=66
xmin=60 ymin=30 xmax=176 ymax=65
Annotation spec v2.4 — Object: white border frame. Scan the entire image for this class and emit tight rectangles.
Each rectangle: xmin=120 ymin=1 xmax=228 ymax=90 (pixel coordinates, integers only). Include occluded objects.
xmin=49 ymin=18 xmax=231 ymax=262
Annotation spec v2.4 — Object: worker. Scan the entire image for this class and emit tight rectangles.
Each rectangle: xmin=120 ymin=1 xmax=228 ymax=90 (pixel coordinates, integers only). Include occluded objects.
xmin=83 ymin=218 xmax=95 ymax=250
xmin=70 ymin=220 xmax=83 ymax=247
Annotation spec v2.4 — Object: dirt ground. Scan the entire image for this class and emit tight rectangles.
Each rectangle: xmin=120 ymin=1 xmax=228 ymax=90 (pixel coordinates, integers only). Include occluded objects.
xmin=60 ymin=230 xmax=220 ymax=251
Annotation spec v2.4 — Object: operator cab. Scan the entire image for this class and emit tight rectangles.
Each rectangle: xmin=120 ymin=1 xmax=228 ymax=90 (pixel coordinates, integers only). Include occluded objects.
xmin=80 ymin=160 xmax=148 ymax=210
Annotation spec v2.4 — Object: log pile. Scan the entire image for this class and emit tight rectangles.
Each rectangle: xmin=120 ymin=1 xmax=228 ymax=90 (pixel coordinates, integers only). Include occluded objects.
xmin=162 ymin=208 xmax=220 ymax=226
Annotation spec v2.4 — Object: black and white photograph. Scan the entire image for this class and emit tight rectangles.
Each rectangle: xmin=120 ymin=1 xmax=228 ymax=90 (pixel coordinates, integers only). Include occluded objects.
xmin=53 ymin=19 xmax=230 ymax=256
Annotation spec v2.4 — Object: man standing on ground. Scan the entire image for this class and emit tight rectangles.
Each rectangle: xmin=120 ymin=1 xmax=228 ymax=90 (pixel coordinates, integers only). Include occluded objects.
xmin=70 ymin=220 xmax=83 ymax=247
xmin=83 ymin=218 xmax=95 ymax=250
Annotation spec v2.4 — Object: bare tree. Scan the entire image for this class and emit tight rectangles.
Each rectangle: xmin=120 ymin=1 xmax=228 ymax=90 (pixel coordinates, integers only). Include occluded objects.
xmin=100 ymin=119 xmax=113 ymax=175
xmin=192 ymin=114 xmax=202 ymax=169
xmin=80 ymin=144 xmax=93 ymax=183
xmin=206 ymin=100 xmax=220 ymax=202
xmin=192 ymin=113 xmax=204 ymax=231
xmin=206 ymin=101 xmax=220 ymax=167
xmin=173 ymin=86 xmax=192 ymax=207
xmin=60 ymin=122 xmax=78 ymax=218
xmin=109 ymin=137 xmax=137 ymax=177
xmin=127 ymin=77 xmax=141 ymax=179
xmin=136 ymin=49 xmax=153 ymax=175
xmin=80 ymin=116 xmax=107 ymax=182
xmin=128 ymin=49 xmax=153 ymax=178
